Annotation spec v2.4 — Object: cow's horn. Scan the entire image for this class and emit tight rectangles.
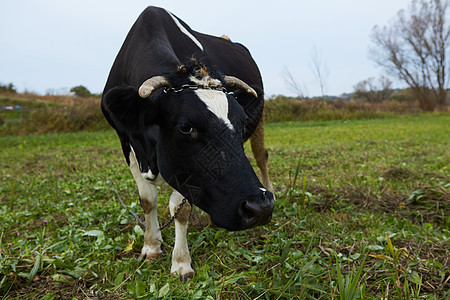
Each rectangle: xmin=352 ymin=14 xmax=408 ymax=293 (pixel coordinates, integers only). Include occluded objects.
xmin=139 ymin=76 xmax=171 ymax=98
xmin=224 ymin=76 xmax=258 ymax=98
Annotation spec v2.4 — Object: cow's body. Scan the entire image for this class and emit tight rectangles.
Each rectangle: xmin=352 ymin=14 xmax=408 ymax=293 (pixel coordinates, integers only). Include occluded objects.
xmin=101 ymin=6 xmax=274 ymax=280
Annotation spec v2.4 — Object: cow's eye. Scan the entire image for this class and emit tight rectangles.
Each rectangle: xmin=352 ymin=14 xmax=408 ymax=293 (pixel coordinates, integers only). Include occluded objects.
xmin=178 ymin=123 xmax=194 ymax=134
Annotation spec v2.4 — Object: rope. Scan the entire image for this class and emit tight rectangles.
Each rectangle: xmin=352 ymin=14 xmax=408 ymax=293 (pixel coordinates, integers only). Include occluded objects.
xmin=109 ymin=182 xmax=188 ymax=230
xmin=109 ymin=182 xmax=146 ymax=228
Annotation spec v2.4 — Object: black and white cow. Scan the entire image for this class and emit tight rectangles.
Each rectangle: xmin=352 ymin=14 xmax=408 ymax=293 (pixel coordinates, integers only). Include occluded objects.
xmin=101 ymin=6 xmax=274 ymax=280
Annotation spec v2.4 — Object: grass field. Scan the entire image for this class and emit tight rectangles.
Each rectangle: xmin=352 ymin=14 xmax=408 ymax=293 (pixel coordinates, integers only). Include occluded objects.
xmin=0 ymin=114 xmax=449 ymax=299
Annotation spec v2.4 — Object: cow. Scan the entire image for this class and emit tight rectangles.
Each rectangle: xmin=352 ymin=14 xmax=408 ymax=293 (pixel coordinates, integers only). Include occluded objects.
xmin=101 ymin=6 xmax=274 ymax=281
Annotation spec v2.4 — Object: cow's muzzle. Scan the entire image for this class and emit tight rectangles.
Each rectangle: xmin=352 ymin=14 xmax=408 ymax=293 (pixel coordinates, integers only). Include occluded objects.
xmin=239 ymin=189 xmax=274 ymax=229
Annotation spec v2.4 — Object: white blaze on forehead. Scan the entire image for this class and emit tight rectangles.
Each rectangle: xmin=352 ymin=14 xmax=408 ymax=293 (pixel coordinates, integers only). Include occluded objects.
xmin=194 ymin=88 xmax=234 ymax=131
xmin=166 ymin=10 xmax=204 ymax=51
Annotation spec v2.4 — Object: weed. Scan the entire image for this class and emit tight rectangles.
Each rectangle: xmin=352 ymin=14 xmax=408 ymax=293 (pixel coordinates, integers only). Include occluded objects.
xmin=369 ymin=233 xmax=425 ymax=299
xmin=335 ymin=255 xmax=367 ymax=300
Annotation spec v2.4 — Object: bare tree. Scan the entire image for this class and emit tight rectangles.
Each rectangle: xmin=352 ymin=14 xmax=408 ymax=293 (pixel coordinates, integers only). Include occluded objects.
xmin=283 ymin=67 xmax=308 ymax=99
xmin=353 ymin=76 xmax=393 ymax=102
xmin=370 ymin=0 xmax=450 ymax=110
xmin=283 ymin=46 xmax=328 ymax=99
xmin=310 ymin=46 xmax=329 ymax=98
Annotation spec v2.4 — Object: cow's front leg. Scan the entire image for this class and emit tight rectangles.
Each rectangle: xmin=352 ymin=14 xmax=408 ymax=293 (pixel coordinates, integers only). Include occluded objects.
xmin=128 ymin=149 xmax=162 ymax=259
xmin=169 ymin=190 xmax=194 ymax=281
xmin=139 ymin=184 xmax=162 ymax=259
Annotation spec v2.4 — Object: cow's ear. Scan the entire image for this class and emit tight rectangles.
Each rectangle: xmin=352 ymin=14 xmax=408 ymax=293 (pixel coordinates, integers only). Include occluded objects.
xmin=231 ymin=85 xmax=264 ymax=139
xmin=102 ymin=86 xmax=158 ymax=132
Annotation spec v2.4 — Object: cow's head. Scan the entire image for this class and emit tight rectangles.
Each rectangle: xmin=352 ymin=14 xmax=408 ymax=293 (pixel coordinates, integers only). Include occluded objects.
xmin=102 ymin=62 xmax=274 ymax=231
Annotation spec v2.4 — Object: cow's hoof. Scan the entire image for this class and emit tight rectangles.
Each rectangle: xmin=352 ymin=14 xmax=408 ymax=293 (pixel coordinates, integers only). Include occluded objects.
xmin=181 ymin=272 xmax=194 ymax=283
xmin=139 ymin=245 xmax=161 ymax=261
xmin=171 ymin=262 xmax=194 ymax=282
xmin=172 ymin=271 xmax=194 ymax=282
xmin=138 ymin=252 xmax=160 ymax=261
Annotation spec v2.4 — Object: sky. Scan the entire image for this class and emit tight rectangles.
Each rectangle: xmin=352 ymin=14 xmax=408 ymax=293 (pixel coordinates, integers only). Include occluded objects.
xmin=0 ymin=0 xmax=413 ymax=97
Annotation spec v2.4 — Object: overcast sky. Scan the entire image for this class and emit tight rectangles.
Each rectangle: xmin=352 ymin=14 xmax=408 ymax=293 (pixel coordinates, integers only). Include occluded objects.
xmin=0 ymin=0 xmax=412 ymax=97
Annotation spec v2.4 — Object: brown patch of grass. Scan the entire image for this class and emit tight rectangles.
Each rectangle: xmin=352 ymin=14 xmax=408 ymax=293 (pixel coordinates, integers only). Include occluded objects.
xmin=309 ymin=183 xmax=449 ymax=226
xmin=383 ymin=167 xmax=414 ymax=180
xmin=344 ymin=186 xmax=449 ymax=225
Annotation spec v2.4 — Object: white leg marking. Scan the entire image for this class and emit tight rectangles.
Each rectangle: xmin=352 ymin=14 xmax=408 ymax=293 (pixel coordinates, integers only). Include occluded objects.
xmin=129 ymin=147 xmax=162 ymax=258
xmin=194 ymin=88 xmax=234 ymax=131
xmin=169 ymin=190 xmax=194 ymax=278
xmin=165 ymin=10 xmax=204 ymax=51
xmin=141 ymin=170 xmax=156 ymax=181
xmin=141 ymin=171 xmax=165 ymax=185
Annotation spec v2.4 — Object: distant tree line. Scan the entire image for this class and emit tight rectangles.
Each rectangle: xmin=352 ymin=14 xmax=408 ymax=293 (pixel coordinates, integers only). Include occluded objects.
xmin=0 ymin=83 xmax=98 ymax=98
xmin=353 ymin=77 xmax=393 ymax=103
xmin=0 ymin=83 xmax=17 ymax=94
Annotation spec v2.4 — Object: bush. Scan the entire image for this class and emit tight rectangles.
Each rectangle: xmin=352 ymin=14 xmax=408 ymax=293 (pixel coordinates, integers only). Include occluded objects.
xmin=388 ymin=89 xmax=415 ymax=102
xmin=353 ymin=76 xmax=393 ymax=102
xmin=70 ymin=85 xmax=91 ymax=98
xmin=0 ymin=95 xmax=109 ymax=136
xmin=264 ymin=96 xmax=422 ymax=123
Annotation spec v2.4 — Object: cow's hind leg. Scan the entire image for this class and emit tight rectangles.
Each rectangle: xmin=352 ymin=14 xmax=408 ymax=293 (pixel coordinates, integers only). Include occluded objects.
xmin=169 ymin=190 xmax=194 ymax=281
xmin=128 ymin=150 xmax=162 ymax=259
xmin=250 ymin=117 xmax=275 ymax=195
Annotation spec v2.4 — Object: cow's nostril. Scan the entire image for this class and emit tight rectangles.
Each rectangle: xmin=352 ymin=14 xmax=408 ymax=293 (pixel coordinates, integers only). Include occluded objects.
xmin=244 ymin=199 xmax=261 ymax=215
xmin=239 ymin=200 xmax=252 ymax=218
xmin=239 ymin=192 xmax=274 ymax=228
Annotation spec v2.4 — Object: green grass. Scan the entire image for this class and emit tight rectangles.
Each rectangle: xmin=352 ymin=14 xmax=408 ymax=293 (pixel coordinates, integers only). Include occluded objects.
xmin=1 ymin=114 xmax=449 ymax=299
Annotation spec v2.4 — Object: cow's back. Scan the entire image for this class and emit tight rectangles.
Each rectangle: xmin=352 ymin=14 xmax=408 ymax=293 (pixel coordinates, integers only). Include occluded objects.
xmin=104 ymin=7 xmax=263 ymax=93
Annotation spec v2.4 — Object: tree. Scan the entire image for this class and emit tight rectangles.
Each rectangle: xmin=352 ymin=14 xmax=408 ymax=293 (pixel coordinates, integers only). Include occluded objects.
xmin=283 ymin=46 xmax=329 ymax=99
xmin=70 ymin=85 xmax=91 ymax=98
xmin=370 ymin=0 xmax=450 ymax=110
xmin=310 ymin=46 xmax=329 ymax=99
xmin=353 ymin=76 xmax=393 ymax=102
xmin=0 ymin=82 xmax=17 ymax=94
xmin=283 ymin=67 xmax=308 ymax=99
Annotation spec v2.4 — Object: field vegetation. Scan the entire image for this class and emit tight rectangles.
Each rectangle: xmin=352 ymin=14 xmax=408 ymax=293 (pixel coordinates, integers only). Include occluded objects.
xmin=264 ymin=94 xmax=424 ymax=123
xmin=2 ymin=90 xmax=445 ymax=136
xmin=0 ymin=94 xmax=107 ymax=136
xmin=0 ymin=93 xmax=449 ymax=299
